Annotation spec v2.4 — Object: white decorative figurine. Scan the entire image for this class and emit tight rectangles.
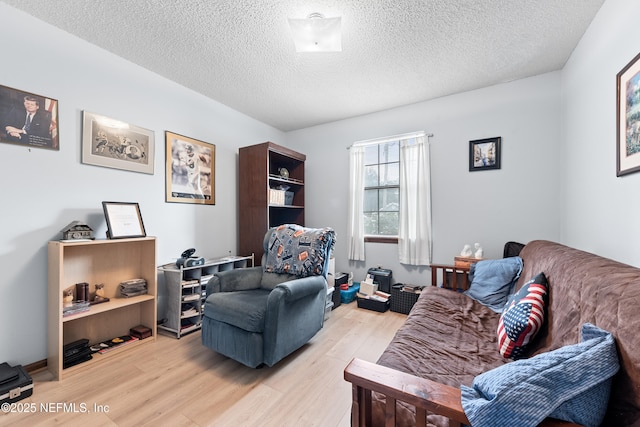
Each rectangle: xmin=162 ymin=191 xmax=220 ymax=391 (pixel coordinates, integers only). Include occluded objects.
xmin=460 ymin=244 xmax=472 ymax=257
xmin=474 ymin=243 xmax=483 ymax=258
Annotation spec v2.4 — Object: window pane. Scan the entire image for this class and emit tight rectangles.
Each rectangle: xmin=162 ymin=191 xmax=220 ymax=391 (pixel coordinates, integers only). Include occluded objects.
xmin=364 ymin=212 xmax=378 ymax=235
xmin=379 ymin=188 xmax=399 ymax=211
xmin=380 ymin=141 xmax=399 ymax=163
xmin=360 ymin=139 xmax=402 ymax=237
xmin=364 ymin=145 xmax=378 ymax=165
xmin=379 ymin=162 xmax=399 ymax=186
xmin=378 ymin=212 xmax=399 ymax=235
xmin=364 ymin=189 xmax=378 ymax=212
xmin=364 ymin=165 xmax=378 ymax=187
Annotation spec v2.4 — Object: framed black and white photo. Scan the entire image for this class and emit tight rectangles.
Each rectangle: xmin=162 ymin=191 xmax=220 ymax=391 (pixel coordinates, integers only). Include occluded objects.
xmin=469 ymin=137 xmax=501 ymax=172
xmin=102 ymin=201 xmax=146 ymax=239
xmin=0 ymin=84 xmax=59 ymax=150
xmin=617 ymin=51 xmax=640 ymax=176
xmin=82 ymin=111 xmax=155 ymax=174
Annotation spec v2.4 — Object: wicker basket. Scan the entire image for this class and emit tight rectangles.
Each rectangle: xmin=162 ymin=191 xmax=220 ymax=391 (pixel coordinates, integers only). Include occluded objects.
xmin=390 ymin=284 xmax=423 ymax=314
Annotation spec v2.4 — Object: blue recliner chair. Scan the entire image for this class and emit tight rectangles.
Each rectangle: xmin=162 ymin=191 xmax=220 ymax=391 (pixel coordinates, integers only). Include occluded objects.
xmin=201 ymin=224 xmax=335 ymax=368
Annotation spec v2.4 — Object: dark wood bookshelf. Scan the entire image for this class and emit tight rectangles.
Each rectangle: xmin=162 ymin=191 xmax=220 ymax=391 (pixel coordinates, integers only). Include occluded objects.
xmin=239 ymin=142 xmax=305 ymax=264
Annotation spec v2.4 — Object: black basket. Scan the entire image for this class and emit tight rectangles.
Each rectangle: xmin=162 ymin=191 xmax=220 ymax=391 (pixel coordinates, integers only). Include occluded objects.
xmin=356 ymin=296 xmax=390 ymax=312
xmin=390 ymin=284 xmax=422 ymax=314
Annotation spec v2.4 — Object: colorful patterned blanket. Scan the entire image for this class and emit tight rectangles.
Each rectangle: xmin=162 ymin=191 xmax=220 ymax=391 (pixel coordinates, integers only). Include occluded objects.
xmin=264 ymin=224 xmax=335 ymax=277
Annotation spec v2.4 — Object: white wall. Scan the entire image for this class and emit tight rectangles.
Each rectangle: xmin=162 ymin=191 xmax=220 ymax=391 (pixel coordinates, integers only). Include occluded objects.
xmin=0 ymin=4 xmax=285 ymax=366
xmin=288 ymin=72 xmax=563 ymax=285
xmin=3 ymin=0 xmax=636 ymax=368
xmin=560 ymin=0 xmax=640 ymax=266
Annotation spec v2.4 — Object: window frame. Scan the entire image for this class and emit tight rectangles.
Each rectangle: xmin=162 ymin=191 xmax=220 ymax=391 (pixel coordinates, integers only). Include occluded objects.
xmin=363 ymin=141 xmax=400 ymax=243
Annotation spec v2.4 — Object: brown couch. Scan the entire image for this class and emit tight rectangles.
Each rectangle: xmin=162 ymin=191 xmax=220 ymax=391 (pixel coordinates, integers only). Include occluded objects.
xmin=344 ymin=240 xmax=640 ymax=427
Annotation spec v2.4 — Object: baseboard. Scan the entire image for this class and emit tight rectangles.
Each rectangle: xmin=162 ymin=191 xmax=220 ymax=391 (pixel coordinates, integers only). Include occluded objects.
xmin=25 ymin=359 xmax=47 ymax=374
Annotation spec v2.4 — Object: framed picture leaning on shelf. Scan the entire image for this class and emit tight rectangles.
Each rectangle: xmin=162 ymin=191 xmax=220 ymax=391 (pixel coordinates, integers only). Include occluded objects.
xmin=102 ymin=201 xmax=146 ymax=239
xmin=165 ymin=131 xmax=215 ymax=205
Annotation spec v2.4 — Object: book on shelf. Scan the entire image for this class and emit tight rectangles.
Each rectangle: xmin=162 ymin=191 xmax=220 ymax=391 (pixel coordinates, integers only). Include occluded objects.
xmin=181 ymin=306 xmax=199 ymax=318
xmin=180 ymin=319 xmax=200 ymax=330
xmin=96 ymin=335 xmax=139 ymax=354
xmin=181 ymin=279 xmax=200 ymax=288
xmin=119 ymin=278 xmax=147 ymax=297
xmin=182 ymin=293 xmax=200 ymax=302
xmin=63 ymin=301 xmax=90 ymax=317
xmin=401 ymin=285 xmax=424 ymax=294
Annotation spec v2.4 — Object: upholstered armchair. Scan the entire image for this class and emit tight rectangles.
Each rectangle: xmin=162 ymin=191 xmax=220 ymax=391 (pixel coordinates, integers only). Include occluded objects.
xmin=201 ymin=224 xmax=335 ymax=368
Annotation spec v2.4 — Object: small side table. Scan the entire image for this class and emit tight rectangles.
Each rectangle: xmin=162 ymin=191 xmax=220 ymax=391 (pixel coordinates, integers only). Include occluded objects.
xmin=430 ymin=264 xmax=471 ymax=292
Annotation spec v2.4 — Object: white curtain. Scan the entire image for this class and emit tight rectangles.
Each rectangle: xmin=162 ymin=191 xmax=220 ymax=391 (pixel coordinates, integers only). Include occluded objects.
xmin=398 ymin=136 xmax=432 ymax=265
xmin=347 ymin=145 xmax=366 ymax=261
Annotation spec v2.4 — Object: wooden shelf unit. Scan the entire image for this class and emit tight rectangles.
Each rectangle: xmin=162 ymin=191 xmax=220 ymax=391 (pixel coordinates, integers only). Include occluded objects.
xmin=239 ymin=142 xmax=305 ymax=263
xmin=47 ymin=237 xmax=157 ymax=380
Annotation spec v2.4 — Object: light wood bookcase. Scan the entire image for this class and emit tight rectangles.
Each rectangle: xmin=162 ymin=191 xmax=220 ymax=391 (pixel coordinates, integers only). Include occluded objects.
xmin=47 ymin=237 xmax=157 ymax=380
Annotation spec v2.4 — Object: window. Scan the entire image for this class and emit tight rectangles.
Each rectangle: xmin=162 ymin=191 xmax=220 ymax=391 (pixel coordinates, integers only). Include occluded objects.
xmin=348 ymin=131 xmax=431 ymax=264
xmin=363 ymin=141 xmax=400 ymax=239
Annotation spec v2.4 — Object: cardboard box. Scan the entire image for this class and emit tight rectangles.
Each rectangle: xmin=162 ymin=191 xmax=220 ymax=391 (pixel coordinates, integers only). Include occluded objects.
xmin=359 ymin=280 xmax=378 ymax=296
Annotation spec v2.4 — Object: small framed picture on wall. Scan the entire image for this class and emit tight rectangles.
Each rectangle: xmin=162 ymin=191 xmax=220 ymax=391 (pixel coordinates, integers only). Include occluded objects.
xmin=469 ymin=137 xmax=501 ymax=172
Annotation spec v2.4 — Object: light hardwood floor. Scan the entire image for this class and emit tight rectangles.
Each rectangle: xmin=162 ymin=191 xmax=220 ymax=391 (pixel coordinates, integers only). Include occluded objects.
xmin=2 ymin=302 xmax=406 ymax=427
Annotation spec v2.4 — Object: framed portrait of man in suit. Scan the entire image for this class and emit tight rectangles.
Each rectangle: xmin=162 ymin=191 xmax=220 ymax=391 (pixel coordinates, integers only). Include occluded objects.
xmin=0 ymin=84 xmax=59 ymax=150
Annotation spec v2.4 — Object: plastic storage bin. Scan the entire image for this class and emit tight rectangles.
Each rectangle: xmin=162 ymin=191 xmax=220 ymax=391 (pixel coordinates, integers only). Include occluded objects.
xmin=356 ymin=296 xmax=390 ymax=312
xmin=340 ymin=283 xmax=360 ymax=303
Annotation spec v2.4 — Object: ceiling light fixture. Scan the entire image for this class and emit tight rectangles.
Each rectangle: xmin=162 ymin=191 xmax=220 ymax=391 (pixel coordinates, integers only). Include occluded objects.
xmin=288 ymin=13 xmax=342 ymax=53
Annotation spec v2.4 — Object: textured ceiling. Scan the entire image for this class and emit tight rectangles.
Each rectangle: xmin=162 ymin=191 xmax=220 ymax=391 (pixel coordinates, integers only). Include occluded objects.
xmin=4 ymin=0 xmax=604 ymax=131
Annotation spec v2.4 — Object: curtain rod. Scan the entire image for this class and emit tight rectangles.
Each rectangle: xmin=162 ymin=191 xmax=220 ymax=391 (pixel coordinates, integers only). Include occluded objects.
xmin=347 ymin=131 xmax=433 ymax=149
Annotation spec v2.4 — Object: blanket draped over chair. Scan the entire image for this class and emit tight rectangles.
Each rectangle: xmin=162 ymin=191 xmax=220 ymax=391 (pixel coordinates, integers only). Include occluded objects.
xmin=264 ymin=224 xmax=335 ymax=277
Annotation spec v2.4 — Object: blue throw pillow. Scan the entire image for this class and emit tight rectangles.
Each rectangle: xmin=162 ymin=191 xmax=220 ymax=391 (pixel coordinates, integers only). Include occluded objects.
xmin=464 ymin=257 xmax=523 ymax=312
xmin=462 ymin=323 xmax=619 ymax=427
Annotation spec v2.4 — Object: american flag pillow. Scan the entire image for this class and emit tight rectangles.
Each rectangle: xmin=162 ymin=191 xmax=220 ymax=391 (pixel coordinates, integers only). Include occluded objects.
xmin=497 ymin=272 xmax=548 ymax=359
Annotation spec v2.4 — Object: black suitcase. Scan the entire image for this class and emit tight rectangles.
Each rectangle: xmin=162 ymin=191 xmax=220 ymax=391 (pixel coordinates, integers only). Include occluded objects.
xmin=367 ymin=268 xmax=392 ymax=293
xmin=0 ymin=363 xmax=33 ymax=405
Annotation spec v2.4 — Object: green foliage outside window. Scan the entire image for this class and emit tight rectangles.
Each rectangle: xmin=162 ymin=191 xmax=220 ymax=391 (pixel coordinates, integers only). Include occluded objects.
xmin=363 ymin=141 xmax=399 ymax=236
